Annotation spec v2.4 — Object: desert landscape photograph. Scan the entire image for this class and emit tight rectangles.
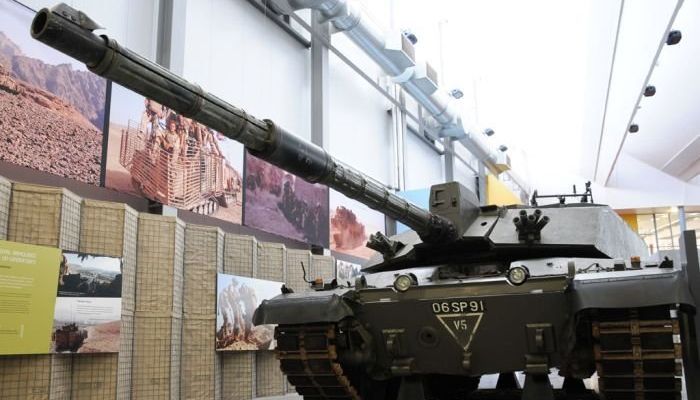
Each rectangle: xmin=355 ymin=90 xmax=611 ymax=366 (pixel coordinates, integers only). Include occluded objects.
xmin=58 ymin=252 xmax=122 ymax=298
xmin=106 ymin=83 xmax=244 ymax=223
xmin=329 ymin=190 xmax=385 ymax=260
xmin=244 ymin=153 xmax=329 ymax=247
xmin=0 ymin=0 xmax=106 ymax=185
xmin=52 ymin=297 xmax=121 ymax=353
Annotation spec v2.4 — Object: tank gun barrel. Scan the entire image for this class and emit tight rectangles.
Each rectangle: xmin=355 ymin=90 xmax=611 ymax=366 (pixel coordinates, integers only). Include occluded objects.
xmin=30 ymin=5 xmax=457 ymax=243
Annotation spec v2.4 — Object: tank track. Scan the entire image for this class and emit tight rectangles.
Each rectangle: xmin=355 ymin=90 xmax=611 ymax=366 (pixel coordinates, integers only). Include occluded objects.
xmin=276 ymin=324 xmax=361 ymax=400
xmin=592 ymin=306 xmax=683 ymax=400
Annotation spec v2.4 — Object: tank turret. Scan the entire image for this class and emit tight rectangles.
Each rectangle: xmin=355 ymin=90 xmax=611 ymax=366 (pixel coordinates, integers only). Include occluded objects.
xmin=31 ymin=5 xmax=700 ymax=400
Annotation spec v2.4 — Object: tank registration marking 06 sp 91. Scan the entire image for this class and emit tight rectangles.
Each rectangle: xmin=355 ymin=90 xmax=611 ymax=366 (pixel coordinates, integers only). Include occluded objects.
xmin=431 ymin=299 xmax=486 ymax=351
xmin=430 ymin=300 xmax=485 ymax=314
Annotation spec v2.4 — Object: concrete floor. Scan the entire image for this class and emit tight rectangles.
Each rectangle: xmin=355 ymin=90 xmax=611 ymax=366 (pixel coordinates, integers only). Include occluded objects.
xmin=256 ymin=372 xmax=689 ymax=400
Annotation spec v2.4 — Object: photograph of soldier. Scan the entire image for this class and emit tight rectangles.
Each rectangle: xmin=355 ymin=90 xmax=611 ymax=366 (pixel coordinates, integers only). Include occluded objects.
xmin=0 ymin=0 xmax=107 ymax=185
xmin=336 ymin=259 xmax=363 ymax=284
xmin=106 ymin=84 xmax=244 ymax=223
xmin=215 ymin=273 xmax=281 ymax=351
xmin=330 ymin=190 xmax=386 ymax=260
xmin=244 ymin=153 xmax=329 ymax=247
xmin=52 ymin=252 xmax=122 ymax=353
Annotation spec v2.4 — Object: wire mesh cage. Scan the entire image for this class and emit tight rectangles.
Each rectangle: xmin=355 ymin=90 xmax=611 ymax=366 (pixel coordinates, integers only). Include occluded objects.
xmin=120 ymin=121 xmax=240 ymax=215
xmin=0 ymin=175 xmax=10 ymax=240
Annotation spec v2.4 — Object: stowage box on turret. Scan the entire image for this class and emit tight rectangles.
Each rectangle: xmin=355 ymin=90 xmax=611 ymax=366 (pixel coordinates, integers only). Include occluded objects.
xmin=31 ymin=5 xmax=700 ymax=399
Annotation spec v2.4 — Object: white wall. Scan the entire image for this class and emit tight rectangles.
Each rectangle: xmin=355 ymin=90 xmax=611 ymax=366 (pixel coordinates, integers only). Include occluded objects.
xmin=21 ymin=0 xmax=158 ymax=61
xmin=404 ymin=131 xmax=443 ymax=190
xmin=603 ymin=153 xmax=700 ymax=209
xmin=325 ymin=0 xmax=466 ymax=190
xmin=182 ymin=0 xmax=311 ymax=141
xmin=180 ymin=0 xmax=449 ymax=192
xmin=327 ymin=34 xmax=393 ymax=185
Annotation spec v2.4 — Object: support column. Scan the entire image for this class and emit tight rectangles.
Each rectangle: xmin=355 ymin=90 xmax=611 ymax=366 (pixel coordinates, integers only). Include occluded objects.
xmin=155 ymin=0 xmax=187 ymax=217
xmin=156 ymin=0 xmax=187 ymax=75
xmin=311 ymin=11 xmax=330 ymax=148
xmin=679 ymin=206 xmax=687 ymax=234
xmin=443 ymin=138 xmax=455 ymax=182
xmin=652 ymin=214 xmax=661 ymax=255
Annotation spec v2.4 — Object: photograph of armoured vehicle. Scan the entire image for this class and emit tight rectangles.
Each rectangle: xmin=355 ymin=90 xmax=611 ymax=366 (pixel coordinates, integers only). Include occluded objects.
xmin=119 ymin=114 xmax=241 ymax=215
xmin=30 ymin=5 xmax=700 ymax=399
xmin=108 ymin=84 xmax=243 ymax=218
xmin=52 ymin=323 xmax=88 ymax=353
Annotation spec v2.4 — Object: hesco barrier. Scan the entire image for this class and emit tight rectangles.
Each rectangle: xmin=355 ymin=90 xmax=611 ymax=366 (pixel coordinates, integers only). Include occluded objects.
xmin=3 ymin=183 xmax=80 ymax=399
xmin=74 ymin=199 xmax=138 ymax=399
xmin=182 ymin=225 xmax=224 ymax=400
xmin=0 ymin=175 xmax=10 ymax=240
xmin=0 ymin=175 xmax=337 ymax=400
xmin=255 ymin=242 xmax=287 ymax=397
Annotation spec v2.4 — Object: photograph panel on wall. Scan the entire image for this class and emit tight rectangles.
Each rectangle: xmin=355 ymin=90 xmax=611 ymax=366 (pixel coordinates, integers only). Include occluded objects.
xmin=0 ymin=0 xmax=107 ymax=185
xmin=52 ymin=252 xmax=122 ymax=353
xmin=336 ymin=259 xmax=362 ymax=284
xmin=106 ymin=83 xmax=244 ymax=223
xmin=329 ymin=190 xmax=385 ymax=260
xmin=215 ymin=273 xmax=282 ymax=351
xmin=244 ymin=152 xmax=330 ymax=247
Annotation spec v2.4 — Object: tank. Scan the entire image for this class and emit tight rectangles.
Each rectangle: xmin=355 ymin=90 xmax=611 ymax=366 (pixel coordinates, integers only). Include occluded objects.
xmin=53 ymin=323 xmax=88 ymax=352
xmin=31 ymin=5 xmax=700 ymax=399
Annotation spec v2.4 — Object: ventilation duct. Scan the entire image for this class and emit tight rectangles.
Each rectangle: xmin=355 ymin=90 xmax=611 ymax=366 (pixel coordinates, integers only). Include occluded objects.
xmin=269 ymin=0 xmax=517 ymax=179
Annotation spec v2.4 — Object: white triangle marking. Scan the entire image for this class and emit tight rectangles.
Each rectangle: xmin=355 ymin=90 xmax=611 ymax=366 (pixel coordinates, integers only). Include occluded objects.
xmin=435 ymin=313 xmax=484 ymax=351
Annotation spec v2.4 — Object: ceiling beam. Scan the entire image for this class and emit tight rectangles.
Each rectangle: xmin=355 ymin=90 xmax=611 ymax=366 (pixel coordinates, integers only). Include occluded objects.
xmin=599 ymin=0 xmax=684 ymax=185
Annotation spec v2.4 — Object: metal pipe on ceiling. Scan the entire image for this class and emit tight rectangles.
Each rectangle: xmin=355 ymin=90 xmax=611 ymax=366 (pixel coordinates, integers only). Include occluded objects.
xmin=269 ymin=0 xmax=519 ymax=186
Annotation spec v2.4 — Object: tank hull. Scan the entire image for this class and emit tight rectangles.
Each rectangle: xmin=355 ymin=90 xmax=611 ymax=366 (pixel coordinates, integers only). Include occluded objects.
xmin=258 ymin=268 xmax=694 ymax=378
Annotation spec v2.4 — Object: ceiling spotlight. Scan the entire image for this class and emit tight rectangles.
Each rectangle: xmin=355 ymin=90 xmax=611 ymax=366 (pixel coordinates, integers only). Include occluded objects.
xmin=666 ymin=30 xmax=682 ymax=45
xmin=498 ymin=145 xmax=508 ymax=152
xmin=629 ymin=124 xmax=639 ymax=133
xmin=644 ymin=85 xmax=656 ymax=97
xmin=450 ymin=89 xmax=464 ymax=99
xmin=484 ymin=128 xmax=495 ymax=137
xmin=402 ymin=30 xmax=418 ymax=45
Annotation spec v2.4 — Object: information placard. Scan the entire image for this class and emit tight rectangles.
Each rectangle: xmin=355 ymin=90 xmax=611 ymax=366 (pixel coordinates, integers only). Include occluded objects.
xmin=52 ymin=252 xmax=122 ymax=353
xmin=0 ymin=240 xmax=61 ymax=355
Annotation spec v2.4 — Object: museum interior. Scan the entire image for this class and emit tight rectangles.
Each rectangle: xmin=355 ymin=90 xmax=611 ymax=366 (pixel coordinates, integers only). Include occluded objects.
xmin=0 ymin=0 xmax=699 ymax=399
